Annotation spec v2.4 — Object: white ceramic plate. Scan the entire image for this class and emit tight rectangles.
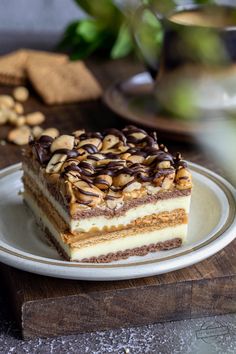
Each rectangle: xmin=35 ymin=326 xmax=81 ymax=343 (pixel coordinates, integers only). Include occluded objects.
xmin=0 ymin=163 xmax=235 ymax=281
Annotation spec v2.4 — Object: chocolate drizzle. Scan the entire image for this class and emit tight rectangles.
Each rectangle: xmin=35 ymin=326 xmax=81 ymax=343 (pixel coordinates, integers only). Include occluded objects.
xmin=29 ymin=126 xmax=191 ymax=206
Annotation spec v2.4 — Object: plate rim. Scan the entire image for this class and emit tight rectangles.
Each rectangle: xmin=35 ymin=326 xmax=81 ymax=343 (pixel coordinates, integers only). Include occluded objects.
xmin=0 ymin=162 xmax=235 ymax=280
xmin=103 ymin=72 xmax=230 ymax=138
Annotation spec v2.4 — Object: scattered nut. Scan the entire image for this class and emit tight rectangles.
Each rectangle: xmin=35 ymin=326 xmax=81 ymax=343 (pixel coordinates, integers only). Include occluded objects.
xmin=7 ymin=110 xmax=18 ymax=125
xmin=0 ymin=95 xmax=14 ymax=108
xmin=15 ymin=116 xmax=26 ymax=127
xmin=50 ymin=135 xmax=75 ymax=153
xmin=41 ymin=127 xmax=59 ymax=139
xmin=14 ymin=102 xmax=24 ymax=115
xmin=46 ymin=154 xmax=67 ymax=173
xmin=7 ymin=126 xmax=31 ymax=145
xmin=13 ymin=86 xmax=29 ymax=102
xmin=32 ymin=126 xmax=44 ymax=138
xmin=26 ymin=111 xmax=45 ymax=126
xmin=0 ymin=110 xmax=8 ymax=125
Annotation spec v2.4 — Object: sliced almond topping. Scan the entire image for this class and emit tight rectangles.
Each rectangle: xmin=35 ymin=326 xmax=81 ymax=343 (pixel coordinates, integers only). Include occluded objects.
xmin=157 ymin=161 xmax=171 ymax=169
xmin=72 ymin=129 xmax=85 ymax=138
xmin=41 ymin=128 xmax=59 ymax=139
xmin=94 ymin=174 xmax=112 ymax=190
xmin=102 ymin=134 xmax=119 ymax=150
xmin=46 ymin=154 xmax=67 ymax=174
xmin=50 ymin=135 xmax=75 ymax=153
xmin=127 ymin=155 xmax=145 ymax=164
xmin=123 ymin=181 xmax=141 ymax=193
xmin=162 ymin=172 xmax=175 ymax=190
xmin=73 ymin=181 xmax=102 ymax=207
xmin=130 ymin=132 xmax=146 ymax=140
xmin=175 ymin=168 xmax=192 ymax=190
xmin=113 ymin=173 xmax=134 ymax=187
xmin=78 ymin=138 xmax=102 ymax=149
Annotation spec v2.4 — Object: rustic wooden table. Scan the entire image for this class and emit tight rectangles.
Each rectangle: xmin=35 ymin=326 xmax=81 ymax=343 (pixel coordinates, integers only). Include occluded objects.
xmin=0 ymin=33 xmax=235 ymax=352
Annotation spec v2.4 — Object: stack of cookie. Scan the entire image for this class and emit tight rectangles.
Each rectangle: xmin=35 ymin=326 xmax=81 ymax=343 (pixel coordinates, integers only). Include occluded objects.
xmin=0 ymin=49 xmax=102 ymax=145
xmin=0 ymin=49 xmax=102 ymax=104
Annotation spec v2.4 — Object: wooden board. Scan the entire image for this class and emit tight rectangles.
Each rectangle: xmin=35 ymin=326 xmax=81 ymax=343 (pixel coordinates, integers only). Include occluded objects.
xmin=1 ymin=245 xmax=236 ymax=339
xmin=0 ymin=58 xmax=235 ymax=339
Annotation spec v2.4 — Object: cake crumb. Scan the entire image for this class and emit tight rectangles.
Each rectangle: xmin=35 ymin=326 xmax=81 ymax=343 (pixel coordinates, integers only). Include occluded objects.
xmin=124 ymin=349 xmax=130 ymax=354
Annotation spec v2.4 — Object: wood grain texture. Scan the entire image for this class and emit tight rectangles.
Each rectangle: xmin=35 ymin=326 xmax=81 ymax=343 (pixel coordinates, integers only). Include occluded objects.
xmin=0 ymin=57 xmax=235 ymax=339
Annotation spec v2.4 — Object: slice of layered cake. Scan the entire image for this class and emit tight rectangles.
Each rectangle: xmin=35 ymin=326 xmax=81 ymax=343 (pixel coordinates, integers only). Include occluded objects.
xmin=22 ymin=126 xmax=192 ymax=263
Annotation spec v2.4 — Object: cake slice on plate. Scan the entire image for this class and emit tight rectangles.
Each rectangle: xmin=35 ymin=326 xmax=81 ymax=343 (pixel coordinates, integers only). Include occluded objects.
xmin=22 ymin=126 xmax=192 ymax=263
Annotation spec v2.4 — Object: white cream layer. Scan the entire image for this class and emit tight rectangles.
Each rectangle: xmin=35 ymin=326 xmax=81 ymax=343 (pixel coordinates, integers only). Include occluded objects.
xmin=24 ymin=191 xmax=187 ymax=261
xmin=23 ymin=166 xmax=191 ymax=233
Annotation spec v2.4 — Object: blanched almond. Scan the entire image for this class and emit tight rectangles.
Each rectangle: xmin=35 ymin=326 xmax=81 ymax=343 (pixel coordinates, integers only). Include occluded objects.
xmin=13 ymin=86 xmax=29 ymax=102
xmin=0 ymin=110 xmax=8 ymax=125
xmin=26 ymin=112 xmax=45 ymax=126
xmin=0 ymin=95 xmax=14 ymax=108
xmin=15 ymin=116 xmax=26 ymax=127
xmin=32 ymin=126 xmax=43 ymax=138
xmin=14 ymin=102 xmax=24 ymax=114
xmin=7 ymin=126 xmax=31 ymax=145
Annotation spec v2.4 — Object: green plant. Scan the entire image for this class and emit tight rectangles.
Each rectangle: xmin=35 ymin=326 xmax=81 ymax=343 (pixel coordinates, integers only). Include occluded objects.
xmin=59 ymin=0 xmax=134 ymax=60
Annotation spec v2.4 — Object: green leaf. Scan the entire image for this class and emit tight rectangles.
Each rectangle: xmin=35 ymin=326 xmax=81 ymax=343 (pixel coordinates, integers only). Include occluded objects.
xmin=76 ymin=19 xmax=103 ymax=42
xmin=110 ymin=23 xmax=133 ymax=59
xmin=74 ymin=0 xmax=123 ymax=26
